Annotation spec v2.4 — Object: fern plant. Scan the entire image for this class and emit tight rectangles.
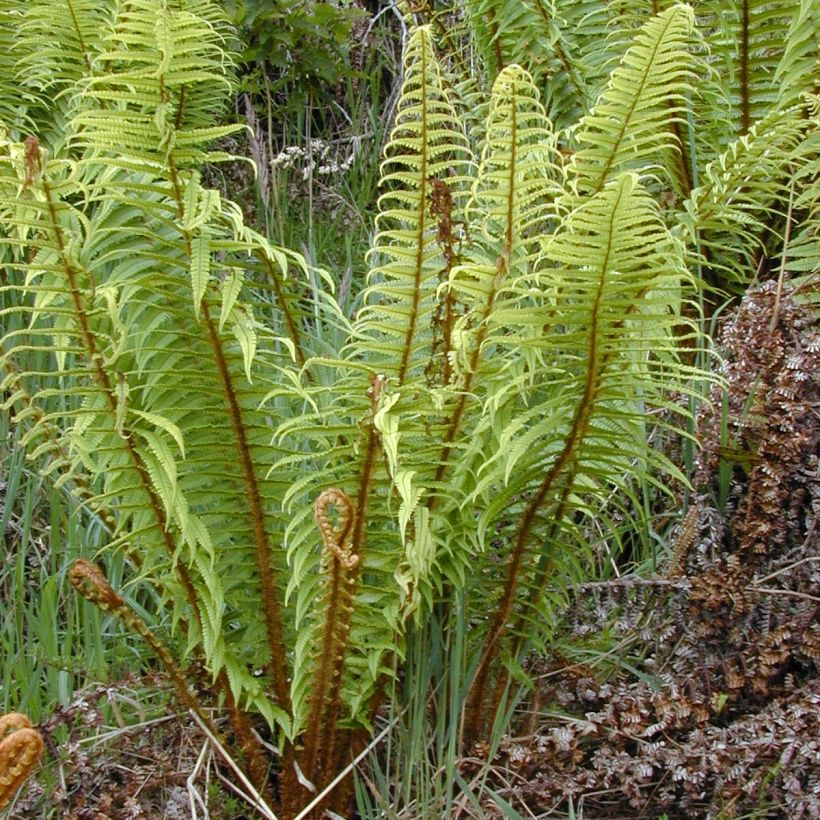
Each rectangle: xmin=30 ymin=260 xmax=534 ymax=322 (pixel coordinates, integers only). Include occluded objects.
xmin=1 ymin=1 xmax=817 ymax=817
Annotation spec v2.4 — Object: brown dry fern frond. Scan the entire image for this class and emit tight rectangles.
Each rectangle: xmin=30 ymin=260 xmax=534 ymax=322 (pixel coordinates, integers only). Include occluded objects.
xmin=475 ymin=281 xmax=819 ymax=818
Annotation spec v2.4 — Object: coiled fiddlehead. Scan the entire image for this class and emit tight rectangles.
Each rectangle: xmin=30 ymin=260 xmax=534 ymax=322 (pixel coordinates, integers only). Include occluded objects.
xmin=0 ymin=713 xmax=43 ymax=810
xmin=300 ymin=488 xmax=358 ymax=800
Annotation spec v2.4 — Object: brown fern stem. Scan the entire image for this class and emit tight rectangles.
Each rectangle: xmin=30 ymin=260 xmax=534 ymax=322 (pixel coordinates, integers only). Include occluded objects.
xmin=166 ymin=137 xmax=285 ymax=807
xmin=463 ymin=184 xmax=621 ymax=745
xmin=427 ymin=178 xmax=460 ymax=386
xmin=300 ymin=559 xmax=351 ymax=784
xmin=70 ymin=560 xmax=216 ymax=727
xmin=168 ymin=146 xmax=290 ymax=716
xmin=66 ymin=560 xmax=268 ymax=803
xmin=739 ymin=0 xmax=750 ymax=134
xmin=67 ymin=556 xmax=280 ymax=810
xmin=301 ymin=490 xmax=357 ymax=790
xmin=71 ymin=564 xmax=275 ymax=808
xmin=65 ymin=0 xmax=93 ymax=74
xmin=428 ymin=253 xmax=499 ymax=494
xmin=200 ymin=300 xmax=292 ymax=717
xmin=300 ymin=404 xmax=380 ymax=809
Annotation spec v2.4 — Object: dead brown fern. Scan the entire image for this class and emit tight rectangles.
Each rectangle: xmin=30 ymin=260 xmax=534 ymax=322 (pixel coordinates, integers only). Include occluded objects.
xmin=472 ymin=281 xmax=819 ymax=817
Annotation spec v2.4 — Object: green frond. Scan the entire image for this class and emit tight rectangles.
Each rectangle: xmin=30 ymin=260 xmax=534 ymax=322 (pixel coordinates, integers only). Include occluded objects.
xmin=459 ymin=170 xmax=698 ymax=743
xmin=784 ymin=111 xmax=820 ymax=302
xmin=16 ymin=0 xmax=111 ymax=99
xmin=464 ymin=0 xmax=602 ymax=128
xmin=72 ymin=0 xmax=241 ymax=171
xmin=571 ymin=3 xmax=697 ymax=196
xmin=698 ymin=0 xmax=803 ymax=136
xmin=0 ymin=3 xmax=34 ymax=133
xmin=449 ymin=63 xmax=560 ymax=362
xmin=775 ymin=0 xmax=820 ymax=106
xmin=0 ymin=93 xmax=310 ymax=736
xmin=475 ymin=171 xmax=693 ymax=625
xmin=353 ymin=25 xmax=472 ymax=384
xmin=680 ymin=107 xmax=813 ymax=287
xmin=432 ymin=65 xmax=566 ymax=576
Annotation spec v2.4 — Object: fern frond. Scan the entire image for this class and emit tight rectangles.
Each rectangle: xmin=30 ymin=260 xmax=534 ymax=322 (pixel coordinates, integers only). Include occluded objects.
xmin=571 ymin=3 xmax=696 ymax=196
xmin=0 ymin=3 xmax=34 ymax=134
xmin=0 ymin=121 xmax=307 ymax=739
xmin=465 ymin=0 xmax=620 ymax=129
xmin=72 ymin=0 xmax=241 ymax=171
xmin=783 ymin=110 xmax=820 ymax=302
xmin=698 ymin=0 xmax=803 ymax=136
xmin=463 ymin=171 xmax=696 ymax=741
xmin=775 ymin=0 xmax=820 ymax=106
xmin=679 ymin=107 xmax=812 ymax=287
xmin=354 ymin=25 xmax=472 ymax=385
xmin=433 ymin=64 xmax=564 ymax=512
xmin=16 ymin=0 xmax=111 ymax=100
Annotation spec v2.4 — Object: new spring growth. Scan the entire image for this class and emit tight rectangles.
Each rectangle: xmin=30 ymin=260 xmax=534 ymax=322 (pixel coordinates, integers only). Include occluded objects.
xmin=314 ymin=488 xmax=358 ymax=570
xmin=69 ymin=559 xmax=124 ymax=611
xmin=0 ymin=713 xmax=44 ymax=810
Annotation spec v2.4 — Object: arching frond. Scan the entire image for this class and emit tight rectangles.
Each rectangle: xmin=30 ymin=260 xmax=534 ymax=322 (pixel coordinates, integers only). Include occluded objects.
xmin=571 ymin=3 xmax=696 ymax=196
xmin=0 ymin=45 xmax=306 ymax=741
xmin=72 ymin=0 xmax=241 ymax=172
xmin=353 ymin=25 xmax=472 ymax=384
xmin=461 ymin=172 xmax=697 ymax=740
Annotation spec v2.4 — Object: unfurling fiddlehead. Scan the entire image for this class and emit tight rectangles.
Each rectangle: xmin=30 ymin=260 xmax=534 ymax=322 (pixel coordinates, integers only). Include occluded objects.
xmin=314 ymin=488 xmax=358 ymax=570
xmin=300 ymin=489 xmax=358 ymax=799
xmin=68 ymin=561 xmax=218 ymax=734
xmin=0 ymin=713 xmax=43 ymax=810
xmin=69 ymin=560 xmax=274 ymax=806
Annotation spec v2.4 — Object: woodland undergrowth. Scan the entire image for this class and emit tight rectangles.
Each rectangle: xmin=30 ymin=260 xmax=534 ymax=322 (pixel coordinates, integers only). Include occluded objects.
xmin=0 ymin=0 xmax=818 ymax=818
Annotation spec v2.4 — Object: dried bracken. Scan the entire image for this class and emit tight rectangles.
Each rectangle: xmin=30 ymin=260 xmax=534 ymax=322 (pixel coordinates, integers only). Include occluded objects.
xmin=473 ymin=282 xmax=819 ymax=817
